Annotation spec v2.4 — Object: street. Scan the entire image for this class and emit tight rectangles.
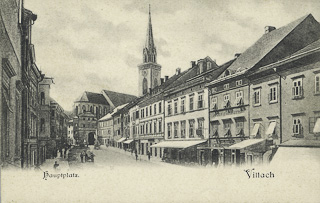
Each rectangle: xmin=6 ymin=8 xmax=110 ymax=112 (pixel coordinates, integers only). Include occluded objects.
xmin=68 ymin=145 xmax=183 ymax=170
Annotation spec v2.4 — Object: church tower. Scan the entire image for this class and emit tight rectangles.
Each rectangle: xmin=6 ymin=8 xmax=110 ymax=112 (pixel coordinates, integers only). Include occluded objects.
xmin=138 ymin=5 xmax=161 ymax=96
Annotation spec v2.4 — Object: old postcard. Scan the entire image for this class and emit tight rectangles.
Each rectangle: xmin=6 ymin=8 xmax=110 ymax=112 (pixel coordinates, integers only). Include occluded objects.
xmin=1 ymin=0 xmax=320 ymax=202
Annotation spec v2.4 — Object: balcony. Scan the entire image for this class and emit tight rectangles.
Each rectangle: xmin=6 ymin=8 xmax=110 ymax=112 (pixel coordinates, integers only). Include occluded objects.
xmin=139 ymin=133 xmax=164 ymax=139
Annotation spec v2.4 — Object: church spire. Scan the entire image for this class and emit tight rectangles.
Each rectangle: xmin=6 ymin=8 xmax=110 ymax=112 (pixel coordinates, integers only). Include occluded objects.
xmin=143 ymin=4 xmax=157 ymax=63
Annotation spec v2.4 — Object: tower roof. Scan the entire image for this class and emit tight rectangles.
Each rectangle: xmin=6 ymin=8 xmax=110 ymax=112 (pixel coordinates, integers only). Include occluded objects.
xmin=145 ymin=4 xmax=155 ymax=50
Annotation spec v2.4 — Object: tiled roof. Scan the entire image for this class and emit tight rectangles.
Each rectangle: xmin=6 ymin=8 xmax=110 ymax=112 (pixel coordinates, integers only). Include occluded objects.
xmin=86 ymin=92 xmax=109 ymax=105
xmin=287 ymin=38 xmax=320 ymax=57
xmin=228 ymin=14 xmax=320 ymax=72
xmin=75 ymin=91 xmax=109 ymax=105
xmin=102 ymin=90 xmax=137 ymax=108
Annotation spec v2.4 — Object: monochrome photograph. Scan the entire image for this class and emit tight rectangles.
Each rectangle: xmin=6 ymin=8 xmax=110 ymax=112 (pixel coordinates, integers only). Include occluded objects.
xmin=1 ymin=0 xmax=320 ymax=202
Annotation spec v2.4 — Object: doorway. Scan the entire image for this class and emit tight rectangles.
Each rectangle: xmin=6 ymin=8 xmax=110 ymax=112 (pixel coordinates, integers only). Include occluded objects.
xmin=212 ymin=149 xmax=219 ymax=167
xmin=88 ymin=132 xmax=95 ymax=145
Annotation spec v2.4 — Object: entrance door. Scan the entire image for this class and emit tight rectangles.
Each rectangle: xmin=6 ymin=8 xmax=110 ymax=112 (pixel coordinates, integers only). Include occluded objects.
xmin=88 ymin=132 xmax=95 ymax=145
xmin=212 ymin=149 xmax=219 ymax=167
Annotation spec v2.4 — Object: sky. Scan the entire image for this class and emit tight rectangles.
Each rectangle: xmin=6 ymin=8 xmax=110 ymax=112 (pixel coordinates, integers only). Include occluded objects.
xmin=24 ymin=0 xmax=320 ymax=111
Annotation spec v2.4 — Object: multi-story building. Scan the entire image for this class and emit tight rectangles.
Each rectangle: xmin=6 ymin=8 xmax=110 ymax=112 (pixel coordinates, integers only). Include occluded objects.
xmin=39 ymin=77 xmax=54 ymax=161
xmin=21 ymin=9 xmax=44 ymax=168
xmin=152 ymin=57 xmax=224 ymax=165
xmin=0 ymin=0 xmax=24 ymax=168
xmin=49 ymin=98 xmax=68 ymax=156
xmin=67 ymin=119 xmax=75 ymax=145
xmin=98 ymin=113 xmax=114 ymax=146
xmin=204 ymin=14 xmax=320 ymax=167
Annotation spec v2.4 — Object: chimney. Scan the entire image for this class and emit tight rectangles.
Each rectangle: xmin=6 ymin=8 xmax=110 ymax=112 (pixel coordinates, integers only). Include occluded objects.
xmin=234 ymin=53 xmax=241 ymax=58
xmin=191 ymin=61 xmax=196 ymax=67
xmin=160 ymin=78 xmax=164 ymax=84
xmin=176 ymin=68 xmax=181 ymax=75
xmin=165 ymin=76 xmax=169 ymax=81
xmin=265 ymin=26 xmax=276 ymax=34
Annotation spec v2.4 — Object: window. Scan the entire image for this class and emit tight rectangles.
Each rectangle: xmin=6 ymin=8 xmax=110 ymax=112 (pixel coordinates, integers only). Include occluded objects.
xmin=167 ymin=103 xmax=172 ymax=115
xmin=150 ymin=106 xmax=152 ymax=116
xmin=293 ymin=118 xmax=302 ymax=135
xmin=292 ymin=78 xmax=303 ymax=98
xmin=197 ymin=118 xmax=204 ymax=137
xmin=40 ymin=118 xmax=45 ymax=132
xmin=309 ymin=117 xmax=320 ymax=133
xmin=236 ymin=119 xmax=244 ymax=136
xmin=174 ymin=122 xmax=179 ymax=138
xmin=167 ymin=123 xmax=172 ymax=139
xmin=198 ymin=94 xmax=204 ymax=109
xmin=154 ymin=104 xmax=157 ymax=115
xmin=40 ymin=92 xmax=45 ymax=105
xmin=174 ymin=101 xmax=178 ymax=114
xmin=154 ymin=121 xmax=157 ymax=134
xmin=143 ymin=78 xmax=148 ymax=94
xmin=224 ymin=83 xmax=229 ymax=90
xmin=236 ymin=80 xmax=242 ymax=86
xmin=269 ymin=85 xmax=277 ymax=103
xmin=159 ymin=120 xmax=162 ymax=133
xmin=159 ymin=102 xmax=162 ymax=113
xmin=211 ymin=96 xmax=218 ymax=110
xmin=212 ymin=87 xmax=217 ymax=93
xmin=189 ymin=120 xmax=195 ymax=138
xmin=146 ymin=107 xmax=148 ymax=117
xmin=51 ymin=110 xmax=55 ymax=117
xmin=189 ymin=97 xmax=194 ymax=111
xmin=224 ymin=120 xmax=232 ymax=137
xmin=235 ymin=91 xmax=243 ymax=106
xmin=224 ymin=94 xmax=230 ymax=108
xmin=207 ymin=62 xmax=212 ymax=69
xmin=181 ymin=99 xmax=185 ymax=113
xmin=315 ymin=74 xmax=320 ymax=94
xmin=253 ymin=88 xmax=261 ymax=106
xmin=83 ymin=124 xmax=85 ymax=128
xmin=146 ymin=123 xmax=148 ymax=134
xmin=181 ymin=121 xmax=186 ymax=138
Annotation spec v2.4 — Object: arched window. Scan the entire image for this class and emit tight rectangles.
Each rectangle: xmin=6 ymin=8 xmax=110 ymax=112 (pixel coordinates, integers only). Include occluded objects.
xmin=40 ymin=118 xmax=45 ymax=132
xmin=82 ymin=105 xmax=86 ymax=113
xmin=224 ymin=70 xmax=230 ymax=77
xmin=154 ymin=78 xmax=158 ymax=87
xmin=143 ymin=78 xmax=148 ymax=94
xmin=40 ymin=92 xmax=45 ymax=105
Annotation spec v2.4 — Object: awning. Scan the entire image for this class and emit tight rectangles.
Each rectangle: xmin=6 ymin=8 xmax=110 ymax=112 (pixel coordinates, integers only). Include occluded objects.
xmin=150 ymin=140 xmax=207 ymax=149
xmin=229 ymin=139 xmax=265 ymax=149
xmin=313 ymin=118 xmax=320 ymax=133
xmin=116 ymin=138 xmax=126 ymax=143
xmin=123 ymin=139 xmax=133 ymax=144
xmin=250 ymin=123 xmax=260 ymax=137
xmin=271 ymin=146 xmax=320 ymax=167
xmin=265 ymin=121 xmax=276 ymax=135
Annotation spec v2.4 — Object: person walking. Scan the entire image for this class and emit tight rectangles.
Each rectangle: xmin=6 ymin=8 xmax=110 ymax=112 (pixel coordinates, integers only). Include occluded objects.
xmin=135 ymin=153 xmax=138 ymax=161
xmin=147 ymin=151 xmax=151 ymax=161
xmin=80 ymin=152 xmax=84 ymax=163
xmin=53 ymin=161 xmax=59 ymax=170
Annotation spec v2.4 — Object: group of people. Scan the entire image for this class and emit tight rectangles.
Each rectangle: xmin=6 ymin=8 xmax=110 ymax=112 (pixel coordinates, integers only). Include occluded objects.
xmin=80 ymin=150 xmax=95 ymax=163
xmin=132 ymin=149 xmax=151 ymax=161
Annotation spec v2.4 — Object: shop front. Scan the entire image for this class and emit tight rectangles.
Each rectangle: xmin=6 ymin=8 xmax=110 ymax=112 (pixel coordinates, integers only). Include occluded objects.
xmin=151 ymin=140 xmax=207 ymax=165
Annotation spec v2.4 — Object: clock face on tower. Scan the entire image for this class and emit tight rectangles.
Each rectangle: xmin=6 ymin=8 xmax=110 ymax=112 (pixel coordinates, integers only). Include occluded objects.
xmin=143 ymin=70 xmax=148 ymax=77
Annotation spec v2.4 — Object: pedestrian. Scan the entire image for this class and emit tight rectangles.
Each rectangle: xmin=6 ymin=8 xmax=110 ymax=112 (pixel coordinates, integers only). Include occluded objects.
xmin=85 ymin=151 xmax=88 ymax=162
xmin=135 ymin=153 xmax=138 ymax=161
xmin=147 ymin=151 xmax=151 ymax=161
xmin=53 ymin=161 xmax=59 ymax=170
xmin=80 ymin=152 xmax=84 ymax=163
xmin=131 ymin=148 xmax=133 ymax=156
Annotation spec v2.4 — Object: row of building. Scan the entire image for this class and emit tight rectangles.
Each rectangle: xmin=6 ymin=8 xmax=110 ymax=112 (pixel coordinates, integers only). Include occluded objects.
xmin=1 ymin=1 xmax=70 ymax=168
xmin=93 ymin=11 xmax=320 ymax=167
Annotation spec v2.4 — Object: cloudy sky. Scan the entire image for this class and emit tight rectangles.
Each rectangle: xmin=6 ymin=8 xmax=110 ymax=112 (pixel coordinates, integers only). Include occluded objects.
xmin=25 ymin=0 xmax=320 ymax=111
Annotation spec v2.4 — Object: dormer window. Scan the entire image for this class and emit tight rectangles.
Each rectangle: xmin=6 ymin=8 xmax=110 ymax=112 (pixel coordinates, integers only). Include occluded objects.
xmin=207 ymin=62 xmax=212 ymax=70
xmin=224 ymin=70 xmax=230 ymax=77
xmin=223 ymin=83 xmax=229 ymax=90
